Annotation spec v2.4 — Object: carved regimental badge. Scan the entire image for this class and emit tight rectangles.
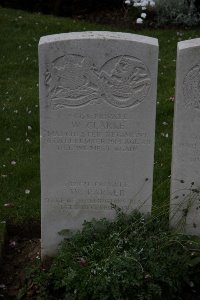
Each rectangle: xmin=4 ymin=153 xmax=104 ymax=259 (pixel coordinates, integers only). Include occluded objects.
xmin=45 ymin=54 xmax=151 ymax=109
xmin=183 ymin=64 xmax=200 ymax=109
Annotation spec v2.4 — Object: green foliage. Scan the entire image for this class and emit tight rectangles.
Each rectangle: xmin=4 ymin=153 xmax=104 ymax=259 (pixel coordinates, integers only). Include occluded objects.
xmin=19 ymin=210 xmax=200 ymax=299
xmin=17 ymin=259 xmax=51 ymax=300
xmin=125 ymin=5 xmax=141 ymax=23
xmin=155 ymin=0 xmax=200 ymax=26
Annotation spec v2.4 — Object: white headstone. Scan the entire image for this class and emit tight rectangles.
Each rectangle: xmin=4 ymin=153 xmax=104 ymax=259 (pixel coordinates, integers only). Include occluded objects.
xmin=39 ymin=32 xmax=158 ymax=257
xmin=170 ymin=38 xmax=200 ymax=234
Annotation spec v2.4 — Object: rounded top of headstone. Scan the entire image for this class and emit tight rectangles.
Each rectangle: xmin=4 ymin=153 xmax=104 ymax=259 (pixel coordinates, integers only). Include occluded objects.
xmin=39 ymin=31 xmax=158 ymax=47
xmin=178 ymin=38 xmax=200 ymax=51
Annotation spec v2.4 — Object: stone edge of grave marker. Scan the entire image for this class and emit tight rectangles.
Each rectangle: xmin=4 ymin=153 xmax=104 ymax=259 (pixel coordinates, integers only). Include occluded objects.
xmin=170 ymin=38 xmax=200 ymax=234
xmin=39 ymin=31 xmax=158 ymax=47
xmin=39 ymin=31 xmax=159 ymax=258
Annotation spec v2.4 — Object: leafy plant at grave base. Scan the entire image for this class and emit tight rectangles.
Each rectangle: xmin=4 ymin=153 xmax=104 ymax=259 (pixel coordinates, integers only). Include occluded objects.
xmin=18 ymin=208 xmax=200 ymax=300
xmin=17 ymin=259 xmax=51 ymax=300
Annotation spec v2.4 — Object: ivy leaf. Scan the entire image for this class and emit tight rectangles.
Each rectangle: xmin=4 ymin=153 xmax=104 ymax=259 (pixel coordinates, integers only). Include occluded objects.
xmin=189 ymin=257 xmax=200 ymax=267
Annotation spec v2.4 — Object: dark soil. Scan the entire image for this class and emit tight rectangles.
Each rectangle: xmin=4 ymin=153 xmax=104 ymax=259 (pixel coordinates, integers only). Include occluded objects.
xmin=0 ymin=238 xmax=40 ymax=299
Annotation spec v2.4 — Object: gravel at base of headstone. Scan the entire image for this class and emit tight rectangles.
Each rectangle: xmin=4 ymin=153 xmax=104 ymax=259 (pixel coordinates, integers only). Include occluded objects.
xmin=39 ymin=31 xmax=158 ymax=258
xmin=170 ymin=38 xmax=200 ymax=235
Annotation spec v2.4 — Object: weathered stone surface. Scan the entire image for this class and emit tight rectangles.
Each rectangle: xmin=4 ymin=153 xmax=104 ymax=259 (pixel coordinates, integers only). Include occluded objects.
xmin=170 ymin=38 xmax=200 ymax=234
xmin=39 ymin=31 xmax=158 ymax=257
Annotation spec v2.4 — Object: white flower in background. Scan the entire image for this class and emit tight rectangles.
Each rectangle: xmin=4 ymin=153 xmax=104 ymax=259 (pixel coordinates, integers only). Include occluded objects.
xmin=125 ymin=0 xmax=156 ymax=23
xmin=126 ymin=0 xmax=156 ymax=8
xmin=28 ymin=125 xmax=32 ymax=130
xmin=141 ymin=12 xmax=147 ymax=18
xmin=6 ymin=138 xmax=10 ymax=141
xmin=141 ymin=0 xmax=148 ymax=5
xmin=136 ymin=18 xmax=143 ymax=24
xmin=25 ymin=189 xmax=30 ymax=194
xmin=134 ymin=2 xmax=142 ymax=7
xmin=149 ymin=1 xmax=155 ymax=7
xmin=11 ymin=160 xmax=16 ymax=165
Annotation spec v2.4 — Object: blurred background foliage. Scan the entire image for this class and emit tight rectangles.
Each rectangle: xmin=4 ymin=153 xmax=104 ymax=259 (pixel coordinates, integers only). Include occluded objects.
xmin=0 ymin=0 xmax=200 ymax=26
xmin=0 ymin=0 xmax=123 ymax=16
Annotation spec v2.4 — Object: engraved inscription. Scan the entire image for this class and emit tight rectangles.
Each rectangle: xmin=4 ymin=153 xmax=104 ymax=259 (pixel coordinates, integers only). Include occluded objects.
xmin=183 ymin=64 xmax=200 ymax=109
xmin=42 ymin=111 xmax=151 ymax=152
xmin=43 ymin=130 xmax=150 ymax=152
xmin=179 ymin=134 xmax=200 ymax=162
xmin=45 ymin=55 xmax=151 ymax=109
xmin=45 ymin=179 xmax=130 ymax=213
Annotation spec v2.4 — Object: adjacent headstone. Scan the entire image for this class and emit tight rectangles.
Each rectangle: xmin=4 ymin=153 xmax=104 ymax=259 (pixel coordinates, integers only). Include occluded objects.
xmin=39 ymin=31 xmax=158 ymax=257
xmin=170 ymin=38 xmax=200 ymax=234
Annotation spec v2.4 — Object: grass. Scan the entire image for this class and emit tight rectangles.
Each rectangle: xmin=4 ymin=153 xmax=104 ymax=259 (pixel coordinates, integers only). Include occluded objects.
xmin=0 ymin=6 xmax=200 ymax=228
